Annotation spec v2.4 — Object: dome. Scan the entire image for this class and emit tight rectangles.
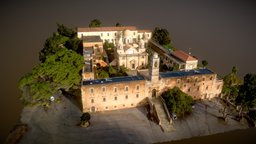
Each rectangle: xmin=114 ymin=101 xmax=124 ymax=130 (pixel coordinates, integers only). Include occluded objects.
xmin=123 ymin=29 xmax=132 ymax=37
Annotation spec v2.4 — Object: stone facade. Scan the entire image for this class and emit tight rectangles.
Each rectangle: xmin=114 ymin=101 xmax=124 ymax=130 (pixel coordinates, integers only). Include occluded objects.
xmin=79 ymin=26 xmax=223 ymax=113
xmin=81 ymin=52 xmax=223 ymax=112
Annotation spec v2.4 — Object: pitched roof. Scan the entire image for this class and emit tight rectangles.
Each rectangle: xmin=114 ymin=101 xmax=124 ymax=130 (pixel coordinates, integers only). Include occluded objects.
xmin=172 ymin=50 xmax=197 ymax=62
xmin=78 ymin=26 xmax=137 ymax=32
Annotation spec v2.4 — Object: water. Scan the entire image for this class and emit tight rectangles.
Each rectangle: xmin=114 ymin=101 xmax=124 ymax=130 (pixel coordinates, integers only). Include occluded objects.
xmin=0 ymin=0 xmax=256 ymax=143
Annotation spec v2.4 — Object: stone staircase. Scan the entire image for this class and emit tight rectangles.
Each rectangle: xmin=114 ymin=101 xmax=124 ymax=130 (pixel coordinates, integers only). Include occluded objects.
xmin=151 ymin=98 xmax=175 ymax=132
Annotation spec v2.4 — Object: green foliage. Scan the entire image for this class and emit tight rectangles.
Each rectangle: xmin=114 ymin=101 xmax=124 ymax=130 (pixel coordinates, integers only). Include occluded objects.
xmin=95 ymin=65 xmax=128 ymax=79
xmin=109 ymin=66 xmax=117 ymax=75
xmin=116 ymin=22 xmax=122 ymax=27
xmin=103 ymin=41 xmax=114 ymax=50
xmin=64 ymin=37 xmax=82 ymax=52
xmin=89 ymin=19 xmax=102 ymax=27
xmin=96 ymin=70 xmax=109 ymax=79
xmin=222 ymin=66 xmax=242 ymax=101
xmin=162 ymin=87 xmax=194 ymax=117
xmin=163 ymin=43 xmax=176 ymax=51
xmin=236 ymin=73 xmax=256 ymax=109
xmin=80 ymin=112 xmax=91 ymax=122
xmin=19 ymin=48 xmax=83 ymax=107
xmin=152 ymin=27 xmax=171 ymax=45
xmin=39 ymin=24 xmax=82 ymax=62
xmin=201 ymin=60 xmax=208 ymax=67
xmin=103 ymin=41 xmax=115 ymax=62
xmin=57 ymin=23 xmax=76 ymax=38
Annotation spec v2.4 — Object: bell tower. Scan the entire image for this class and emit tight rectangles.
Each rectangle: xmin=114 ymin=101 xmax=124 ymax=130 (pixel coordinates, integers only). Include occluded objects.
xmin=149 ymin=52 xmax=160 ymax=83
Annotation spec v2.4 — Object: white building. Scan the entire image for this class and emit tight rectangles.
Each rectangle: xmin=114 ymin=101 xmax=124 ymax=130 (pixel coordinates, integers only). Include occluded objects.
xmin=77 ymin=26 xmax=152 ymax=45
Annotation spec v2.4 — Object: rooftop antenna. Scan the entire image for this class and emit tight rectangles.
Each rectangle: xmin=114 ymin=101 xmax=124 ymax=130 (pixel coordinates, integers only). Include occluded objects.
xmin=188 ymin=47 xmax=192 ymax=55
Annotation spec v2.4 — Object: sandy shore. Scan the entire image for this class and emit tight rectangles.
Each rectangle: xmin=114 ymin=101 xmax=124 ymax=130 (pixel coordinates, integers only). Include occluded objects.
xmin=19 ymin=96 xmax=248 ymax=144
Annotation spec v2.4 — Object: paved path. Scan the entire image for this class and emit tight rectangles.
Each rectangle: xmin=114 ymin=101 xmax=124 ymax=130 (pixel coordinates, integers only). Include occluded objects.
xmin=20 ymin=96 xmax=248 ymax=144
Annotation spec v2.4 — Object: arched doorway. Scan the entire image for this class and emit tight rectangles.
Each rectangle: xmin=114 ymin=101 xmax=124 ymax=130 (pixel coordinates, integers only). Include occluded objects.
xmin=91 ymin=106 xmax=95 ymax=112
xmin=152 ymin=89 xmax=157 ymax=98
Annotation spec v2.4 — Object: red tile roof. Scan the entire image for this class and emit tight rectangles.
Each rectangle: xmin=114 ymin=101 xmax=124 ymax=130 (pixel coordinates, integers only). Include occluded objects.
xmin=77 ymin=26 xmax=137 ymax=32
xmin=173 ymin=50 xmax=197 ymax=62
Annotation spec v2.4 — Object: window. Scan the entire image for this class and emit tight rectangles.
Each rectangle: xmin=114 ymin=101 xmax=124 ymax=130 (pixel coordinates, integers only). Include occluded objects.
xmin=136 ymin=85 xmax=139 ymax=90
xmin=131 ymin=104 xmax=134 ymax=106
xmin=203 ymin=78 xmax=205 ymax=81
xmin=206 ymin=86 xmax=209 ymax=90
xmin=114 ymin=106 xmax=117 ymax=108
xmin=101 ymin=33 xmax=103 ymax=36
xmin=188 ymin=88 xmax=191 ymax=92
xmin=197 ymin=86 xmax=200 ymax=91
xmin=114 ymin=96 xmax=117 ymax=100
xmin=105 ymin=107 xmax=108 ymax=109
xmin=107 ymin=33 xmax=109 ymax=36
xmin=136 ymin=94 xmax=139 ymax=98
xmin=102 ymin=87 xmax=106 ymax=92
xmin=195 ymin=78 xmax=198 ymax=82
xmin=114 ymin=33 xmax=117 ymax=36
xmin=123 ymin=104 xmax=125 ymax=107
xmin=125 ymin=86 xmax=129 ymax=91
xmin=125 ymin=95 xmax=128 ymax=99
xmin=187 ymin=79 xmax=190 ymax=83
xmin=91 ymin=99 xmax=94 ymax=103
xmin=114 ymin=87 xmax=117 ymax=92
xmin=134 ymin=32 xmax=136 ymax=35
xmin=90 ymin=88 xmax=94 ymax=94
xmin=210 ymin=77 xmax=213 ymax=80
xmin=184 ymin=84 xmax=186 ymax=88
xmin=177 ymin=79 xmax=180 ymax=84
xmin=103 ymin=98 xmax=106 ymax=102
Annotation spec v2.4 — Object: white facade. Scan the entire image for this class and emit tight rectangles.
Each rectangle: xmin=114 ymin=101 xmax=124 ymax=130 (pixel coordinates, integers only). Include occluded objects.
xmin=77 ymin=26 xmax=152 ymax=45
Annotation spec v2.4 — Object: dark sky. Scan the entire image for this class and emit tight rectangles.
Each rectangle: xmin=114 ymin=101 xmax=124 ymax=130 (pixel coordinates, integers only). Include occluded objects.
xmin=0 ymin=0 xmax=256 ymax=142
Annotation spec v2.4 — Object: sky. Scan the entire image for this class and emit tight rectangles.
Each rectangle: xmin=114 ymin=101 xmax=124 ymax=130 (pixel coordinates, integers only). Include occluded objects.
xmin=0 ymin=0 xmax=256 ymax=142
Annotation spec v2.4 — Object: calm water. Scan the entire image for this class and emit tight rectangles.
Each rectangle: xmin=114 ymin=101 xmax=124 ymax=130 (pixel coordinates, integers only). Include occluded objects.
xmin=1 ymin=0 xmax=256 ymax=143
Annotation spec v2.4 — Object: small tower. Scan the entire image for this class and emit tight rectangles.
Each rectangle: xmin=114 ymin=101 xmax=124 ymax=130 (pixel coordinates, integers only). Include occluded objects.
xmin=149 ymin=52 xmax=160 ymax=83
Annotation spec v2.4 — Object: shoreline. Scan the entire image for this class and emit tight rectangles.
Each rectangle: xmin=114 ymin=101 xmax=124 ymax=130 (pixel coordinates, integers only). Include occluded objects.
xmin=10 ymin=96 xmax=250 ymax=144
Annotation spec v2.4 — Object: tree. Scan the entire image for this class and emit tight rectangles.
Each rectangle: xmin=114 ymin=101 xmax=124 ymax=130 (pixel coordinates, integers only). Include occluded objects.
xmin=108 ymin=66 xmax=117 ymax=76
xmin=222 ymin=66 xmax=242 ymax=101
xmin=80 ymin=112 xmax=91 ymax=127
xmin=152 ymin=27 xmax=171 ymax=45
xmin=236 ymin=73 xmax=256 ymax=118
xmin=19 ymin=48 xmax=84 ymax=107
xmin=39 ymin=24 xmax=82 ymax=62
xmin=96 ymin=70 xmax=109 ymax=79
xmin=116 ymin=22 xmax=122 ymax=27
xmin=89 ymin=19 xmax=102 ymax=27
xmin=39 ymin=33 xmax=69 ymax=62
xmin=162 ymin=87 xmax=194 ymax=117
xmin=57 ymin=23 xmax=76 ymax=38
xmin=201 ymin=60 xmax=208 ymax=67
